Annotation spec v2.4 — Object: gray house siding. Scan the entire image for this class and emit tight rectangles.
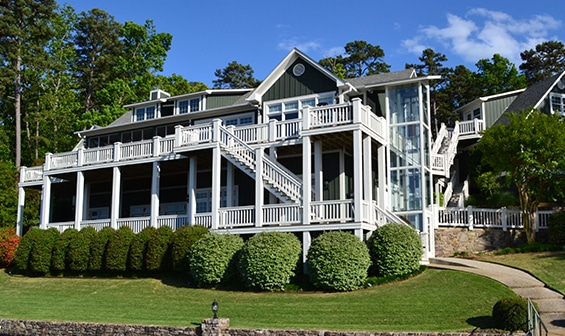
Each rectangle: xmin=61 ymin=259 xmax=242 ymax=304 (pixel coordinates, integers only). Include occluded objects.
xmin=484 ymin=95 xmax=519 ymax=128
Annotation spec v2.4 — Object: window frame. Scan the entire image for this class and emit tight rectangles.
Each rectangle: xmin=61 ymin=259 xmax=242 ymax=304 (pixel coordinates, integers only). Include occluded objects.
xmin=265 ymin=93 xmax=335 ymax=122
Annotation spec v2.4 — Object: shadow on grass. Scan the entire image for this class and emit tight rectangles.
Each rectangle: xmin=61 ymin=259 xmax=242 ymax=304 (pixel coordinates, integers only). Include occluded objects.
xmin=467 ymin=316 xmax=496 ymax=330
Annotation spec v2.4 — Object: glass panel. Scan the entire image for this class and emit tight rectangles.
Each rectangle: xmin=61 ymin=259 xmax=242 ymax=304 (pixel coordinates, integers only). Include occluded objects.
xmin=135 ymin=108 xmax=145 ymax=121
xmin=318 ymin=96 xmax=334 ymax=106
xmin=190 ymin=98 xmax=200 ymax=112
xmin=285 ymin=101 xmax=298 ymax=110
xmin=146 ymin=106 xmax=155 ymax=119
xmin=389 ymin=124 xmax=421 ymax=167
xmin=302 ymin=99 xmax=315 ymax=107
xmin=285 ymin=112 xmax=299 ymax=120
xmin=388 ymin=85 xmax=420 ymax=124
xmin=390 ymin=168 xmax=422 ymax=212
xmin=268 ymin=104 xmax=282 ymax=113
xmin=178 ymin=100 xmax=189 ymax=114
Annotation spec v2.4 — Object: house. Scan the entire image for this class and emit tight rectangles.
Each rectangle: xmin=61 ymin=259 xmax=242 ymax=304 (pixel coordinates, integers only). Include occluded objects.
xmin=16 ymin=49 xmax=441 ymax=260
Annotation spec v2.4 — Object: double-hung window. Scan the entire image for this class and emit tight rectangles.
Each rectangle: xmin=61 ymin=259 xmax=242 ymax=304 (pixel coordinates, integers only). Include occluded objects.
xmin=134 ymin=105 xmax=156 ymax=121
xmin=266 ymin=94 xmax=335 ymax=122
xmin=550 ymin=93 xmax=565 ymax=116
xmin=178 ymin=98 xmax=201 ymax=114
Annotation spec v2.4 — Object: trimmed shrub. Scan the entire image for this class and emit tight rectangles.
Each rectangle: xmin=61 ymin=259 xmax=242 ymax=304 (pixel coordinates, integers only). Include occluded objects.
xmin=68 ymin=227 xmax=97 ymax=272
xmin=238 ymin=231 xmax=301 ymax=291
xmin=14 ymin=227 xmax=42 ymax=272
xmin=189 ymin=233 xmax=243 ymax=287
xmin=105 ymin=226 xmax=135 ymax=272
xmin=145 ymin=225 xmax=174 ymax=272
xmin=89 ymin=227 xmax=115 ymax=271
xmin=29 ymin=228 xmax=60 ymax=274
xmin=548 ymin=211 xmax=565 ymax=245
xmin=367 ymin=223 xmax=422 ymax=277
xmin=0 ymin=228 xmax=20 ymax=268
xmin=51 ymin=228 xmax=78 ymax=272
xmin=128 ymin=227 xmax=157 ymax=272
xmin=307 ymin=231 xmax=371 ymax=291
xmin=171 ymin=225 xmax=209 ymax=273
xmin=492 ymin=296 xmax=534 ymax=332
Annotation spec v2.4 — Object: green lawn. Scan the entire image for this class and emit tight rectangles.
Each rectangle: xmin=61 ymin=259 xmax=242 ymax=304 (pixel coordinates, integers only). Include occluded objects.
xmin=477 ymin=251 xmax=565 ymax=295
xmin=0 ymin=268 xmax=514 ymax=332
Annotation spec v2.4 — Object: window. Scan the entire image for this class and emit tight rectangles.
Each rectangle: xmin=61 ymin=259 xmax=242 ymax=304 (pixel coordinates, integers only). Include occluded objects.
xmin=550 ymin=93 xmax=565 ymax=116
xmin=266 ymin=95 xmax=335 ymax=122
xmin=178 ymin=98 xmax=201 ymax=114
xmin=134 ymin=105 xmax=157 ymax=121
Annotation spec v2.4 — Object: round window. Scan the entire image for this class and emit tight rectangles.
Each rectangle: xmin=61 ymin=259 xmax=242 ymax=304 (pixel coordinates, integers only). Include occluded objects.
xmin=293 ymin=63 xmax=305 ymax=77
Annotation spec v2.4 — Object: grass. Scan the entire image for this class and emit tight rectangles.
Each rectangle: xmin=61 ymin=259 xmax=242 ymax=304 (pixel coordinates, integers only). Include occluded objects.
xmin=477 ymin=250 xmax=565 ymax=296
xmin=0 ymin=268 xmax=514 ymax=332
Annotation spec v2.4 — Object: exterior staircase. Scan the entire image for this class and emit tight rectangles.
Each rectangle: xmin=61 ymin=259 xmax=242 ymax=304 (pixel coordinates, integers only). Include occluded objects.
xmin=218 ymin=125 xmax=302 ymax=203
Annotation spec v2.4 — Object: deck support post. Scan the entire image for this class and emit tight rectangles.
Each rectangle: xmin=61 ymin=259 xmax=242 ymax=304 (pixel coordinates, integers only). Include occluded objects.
xmin=353 ymin=129 xmax=363 ymax=222
xmin=363 ymin=135 xmax=373 ymax=223
xmin=150 ymin=161 xmax=160 ymax=228
xmin=187 ymin=156 xmax=197 ymax=225
xmin=378 ymin=144 xmax=387 ymax=212
xmin=16 ymin=186 xmax=25 ymax=236
xmin=110 ymin=166 xmax=121 ymax=229
xmin=211 ymin=145 xmax=221 ymax=229
xmin=314 ymin=141 xmax=323 ymax=201
xmin=255 ymin=148 xmax=263 ymax=227
xmin=302 ymin=136 xmax=312 ymax=224
xmin=74 ymin=171 xmax=85 ymax=230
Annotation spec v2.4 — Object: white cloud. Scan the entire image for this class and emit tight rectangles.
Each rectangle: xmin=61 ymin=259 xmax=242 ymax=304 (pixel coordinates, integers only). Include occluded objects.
xmin=277 ymin=39 xmax=321 ymax=53
xmin=402 ymin=8 xmax=563 ymax=66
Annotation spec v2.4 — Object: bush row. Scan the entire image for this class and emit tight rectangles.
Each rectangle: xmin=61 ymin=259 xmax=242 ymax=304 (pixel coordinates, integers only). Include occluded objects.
xmin=14 ymin=225 xmax=209 ymax=275
xmin=12 ymin=223 xmax=423 ymax=292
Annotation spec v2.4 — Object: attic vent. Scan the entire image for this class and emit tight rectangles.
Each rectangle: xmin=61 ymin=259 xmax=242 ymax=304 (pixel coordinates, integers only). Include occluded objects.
xmin=293 ymin=63 xmax=305 ymax=77
xmin=150 ymin=89 xmax=171 ymax=101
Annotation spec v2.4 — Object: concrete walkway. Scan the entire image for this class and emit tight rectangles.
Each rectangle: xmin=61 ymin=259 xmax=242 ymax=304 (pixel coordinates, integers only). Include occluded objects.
xmin=430 ymin=257 xmax=565 ymax=335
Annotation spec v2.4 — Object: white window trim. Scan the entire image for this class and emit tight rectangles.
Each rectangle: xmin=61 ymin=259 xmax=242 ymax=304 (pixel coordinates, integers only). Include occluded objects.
xmin=133 ymin=105 xmax=158 ymax=122
xmin=550 ymin=92 xmax=565 ymax=116
xmin=175 ymin=96 xmax=202 ymax=115
xmin=194 ymin=112 xmax=255 ymax=126
xmin=264 ymin=92 xmax=335 ymax=122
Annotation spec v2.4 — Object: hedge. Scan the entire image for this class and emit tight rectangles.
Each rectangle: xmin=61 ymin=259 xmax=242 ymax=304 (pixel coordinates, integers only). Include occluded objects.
xmin=89 ymin=227 xmax=115 ymax=271
xmin=548 ymin=211 xmax=565 ymax=245
xmin=238 ymin=231 xmax=301 ymax=291
xmin=128 ymin=227 xmax=157 ymax=272
xmin=105 ymin=226 xmax=135 ymax=272
xmin=492 ymin=296 xmax=535 ymax=332
xmin=171 ymin=225 xmax=209 ymax=273
xmin=306 ymin=231 xmax=371 ymax=291
xmin=68 ymin=227 xmax=97 ymax=272
xmin=145 ymin=225 xmax=173 ymax=272
xmin=188 ymin=233 xmax=243 ymax=287
xmin=367 ymin=223 xmax=422 ymax=277
xmin=51 ymin=228 xmax=78 ymax=272
xmin=14 ymin=227 xmax=43 ymax=272
xmin=29 ymin=228 xmax=60 ymax=274
xmin=0 ymin=228 xmax=20 ymax=268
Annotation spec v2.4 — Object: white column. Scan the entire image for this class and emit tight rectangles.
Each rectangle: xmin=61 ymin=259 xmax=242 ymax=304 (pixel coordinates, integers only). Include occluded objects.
xmin=354 ymin=228 xmax=363 ymax=240
xmin=363 ymin=135 xmax=373 ymax=223
xmin=353 ymin=129 xmax=363 ymax=222
xmin=302 ymin=136 xmax=312 ymax=224
xmin=255 ymin=148 xmax=264 ymax=227
xmin=40 ymin=175 xmax=51 ymax=229
xmin=378 ymin=144 xmax=387 ymax=209
xmin=16 ymin=186 xmax=25 ymax=236
xmin=211 ymin=145 xmax=221 ymax=229
xmin=339 ymin=150 xmax=346 ymax=200
xmin=74 ymin=171 xmax=85 ymax=230
xmin=302 ymin=231 xmax=311 ymax=273
xmin=187 ymin=156 xmax=197 ymax=225
xmin=226 ymin=162 xmax=233 ymax=207
xmin=150 ymin=161 xmax=160 ymax=228
xmin=314 ymin=141 xmax=323 ymax=201
xmin=110 ymin=166 xmax=121 ymax=229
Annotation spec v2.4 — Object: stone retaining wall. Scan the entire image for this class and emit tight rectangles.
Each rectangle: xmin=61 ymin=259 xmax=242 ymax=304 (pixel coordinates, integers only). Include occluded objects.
xmin=0 ymin=319 xmax=509 ymax=336
xmin=434 ymin=227 xmax=526 ymax=257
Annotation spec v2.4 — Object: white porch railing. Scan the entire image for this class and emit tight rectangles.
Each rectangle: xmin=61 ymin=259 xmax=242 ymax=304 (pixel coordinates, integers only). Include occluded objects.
xmin=46 ymin=221 xmax=75 ymax=232
xmin=194 ymin=213 xmax=213 ymax=228
xmin=20 ymin=166 xmax=44 ymax=182
xmin=435 ymin=206 xmax=555 ymax=231
xmin=117 ymin=217 xmax=150 ymax=232
xmin=84 ymin=146 xmax=114 ymax=165
xmin=263 ymin=203 xmax=302 ymax=226
xmin=219 ymin=206 xmax=255 ymax=228
xmin=120 ymin=139 xmax=153 ymax=160
xmin=157 ymin=214 xmax=189 ymax=230
xmin=308 ymin=103 xmax=352 ymax=128
xmin=310 ymin=199 xmax=354 ymax=223
xmin=81 ymin=219 xmax=111 ymax=231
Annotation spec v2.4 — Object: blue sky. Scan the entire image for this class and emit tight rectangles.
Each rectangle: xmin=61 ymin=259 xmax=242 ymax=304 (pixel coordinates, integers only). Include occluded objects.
xmin=58 ymin=0 xmax=564 ymax=87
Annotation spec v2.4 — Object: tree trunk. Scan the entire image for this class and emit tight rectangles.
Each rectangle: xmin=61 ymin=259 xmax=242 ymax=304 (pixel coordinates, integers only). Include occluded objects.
xmin=518 ymin=184 xmax=537 ymax=244
xmin=15 ymin=51 xmax=21 ymax=169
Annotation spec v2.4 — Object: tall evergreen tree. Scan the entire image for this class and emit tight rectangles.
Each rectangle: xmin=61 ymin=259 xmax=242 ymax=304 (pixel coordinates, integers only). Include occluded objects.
xmin=473 ymin=54 xmax=526 ymax=96
xmin=213 ymin=61 xmax=260 ymax=89
xmin=520 ymin=41 xmax=565 ymax=85
xmin=319 ymin=40 xmax=390 ymax=78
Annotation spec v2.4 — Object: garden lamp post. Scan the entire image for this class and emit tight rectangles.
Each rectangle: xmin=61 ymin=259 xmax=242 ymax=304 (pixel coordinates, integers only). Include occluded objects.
xmin=211 ymin=299 xmax=218 ymax=319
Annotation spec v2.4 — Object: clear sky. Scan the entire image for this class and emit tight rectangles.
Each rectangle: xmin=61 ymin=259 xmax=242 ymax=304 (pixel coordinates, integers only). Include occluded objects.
xmin=58 ymin=0 xmax=564 ymax=87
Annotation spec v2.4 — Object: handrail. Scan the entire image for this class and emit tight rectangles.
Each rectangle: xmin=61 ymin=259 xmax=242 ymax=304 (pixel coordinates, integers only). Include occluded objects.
xmin=432 ymin=123 xmax=448 ymax=154
xmin=528 ymin=297 xmax=548 ymax=336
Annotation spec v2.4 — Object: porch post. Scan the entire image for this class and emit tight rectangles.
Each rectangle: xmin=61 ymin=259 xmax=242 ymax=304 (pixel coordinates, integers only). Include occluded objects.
xmin=314 ymin=141 xmax=323 ymax=201
xmin=339 ymin=150 xmax=345 ymax=200
xmin=150 ymin=161 xmax=160 ymax=228
xmin=74 ymin=171 xmax=85 ymax=230
xmin=40 ymin=175 xmax=51 ymax=230
xmin=302 ymin=231 xmax=311 ymax=273
xmin=226 ymin=162 xmax=233 ymax=207
xmin=353 ymin=129 xmax=363 ymax=222
xmin=110 ymin=166 xmax=121 ymax=229
xmin=187 ymin=156 xmax=197 ymax=225
xmin=211 ymin=145 xmax=221 ymax=229
xmin=378 ymin=144 xmax=387 ymax=209
xmin=363 ymin=135 xmax=373 ymax=223
xmin=16 ymin=186 xmax=25 ymax=236
xmin=255 ymin=148 xmax=264 ymax=227
xmin=302 ymin=136 xmax=312 ymax=224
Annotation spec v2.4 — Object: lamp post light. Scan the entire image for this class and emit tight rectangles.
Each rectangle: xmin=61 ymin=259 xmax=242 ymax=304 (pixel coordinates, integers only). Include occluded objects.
xmin=211 ymin=299 xmax=218 ymax=319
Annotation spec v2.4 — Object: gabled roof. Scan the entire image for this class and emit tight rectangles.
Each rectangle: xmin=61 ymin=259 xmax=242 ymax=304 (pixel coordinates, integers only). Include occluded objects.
xmin=454 ymin=89 xmax=525 ymax=114
xmin=346 ymin=69 xmax=417 ymax=89
xmin=246 ymin=48 xmax=347 ymax=105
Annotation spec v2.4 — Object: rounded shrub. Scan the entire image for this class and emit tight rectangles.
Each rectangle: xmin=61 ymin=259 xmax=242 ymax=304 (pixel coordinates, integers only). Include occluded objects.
xmin=89 ymin=227 xmax=115 ymax=271
xmin=68 ymin=226 xmax=97 ymax=272
xmin=128 ymin=227 xmax=157 ymax=272
xmin=188 ymin=233 xmax=243 ymax=287
xmin=29 ymin=228 xmax=60 ymax=274
xmin=238 ymin=231 xmax=301 ymax=291
xmin=367 ymin=223 xmax=422 ymax=277
xmin=306 ymin=231 xmax=371 ymax=291
xmin=548 ymin=211 xmax=565 ymax=245
xmin=0 ymin=228 xmax=20 ymax=268
xmin=105 ymin=226 xmax=135 ymax=272
xmin=171 ymin=225 xmax=209 ymax=273
xmin=14 ymin=227 xmax=42 ymax=272
xmin=145 ymin=225 xmax=174 ymax=272
xmin=51 ymin=228 xmax=78 ymax=272
xmin=492 ymin=296 xmax=533 ymax=332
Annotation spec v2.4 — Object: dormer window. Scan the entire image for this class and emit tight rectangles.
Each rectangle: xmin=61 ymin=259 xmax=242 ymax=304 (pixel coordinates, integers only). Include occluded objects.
xmin=178 ymin=98 xmax=200 ymax=114
xmin=550 ymin=93 xmax=565 ymax=117
xmin=134 ymin=106 xmax=156 ymax=121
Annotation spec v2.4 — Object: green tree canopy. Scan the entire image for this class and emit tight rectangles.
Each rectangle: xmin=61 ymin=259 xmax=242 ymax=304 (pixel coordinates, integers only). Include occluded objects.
xmin=473 ymin=54 xmax=526 ymax=95
xmin=212 ymin=61 xmax=259 ymax=89
xmin=319 ymin=40 xmax=390 ymax=78
xmin=520 ymin=41 xmax=565 ymax=85
xmin=476 ymin=110 xmax=565 ymax=243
